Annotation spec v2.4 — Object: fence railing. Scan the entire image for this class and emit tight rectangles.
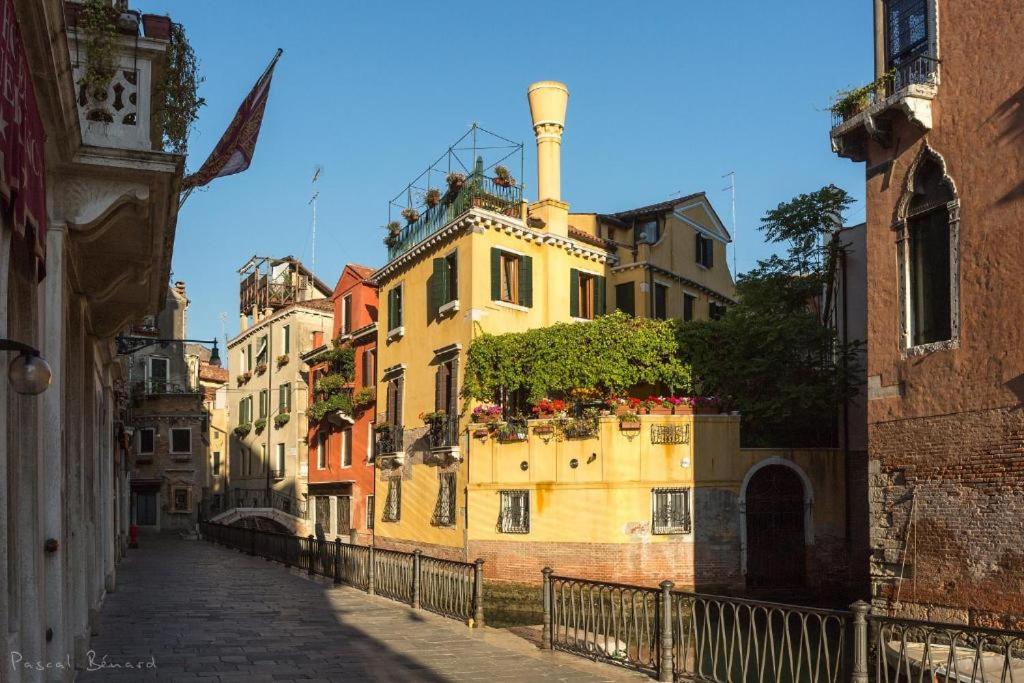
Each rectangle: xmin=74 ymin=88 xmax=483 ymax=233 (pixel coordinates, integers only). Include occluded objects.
xmin=199 ymin=522 xmax=484 ymax=626
xmin=831 ymin=53 xmax=940 ymax=129
xmin=222 ymin=488 xmax=308 ymax=519
xmin=541 ymin=568 xmax=1024 ymax=683
xmin=427 ymin=416 xmax=460 ymax=450
xmin=374 ymin=424 xmax=404 ymax=458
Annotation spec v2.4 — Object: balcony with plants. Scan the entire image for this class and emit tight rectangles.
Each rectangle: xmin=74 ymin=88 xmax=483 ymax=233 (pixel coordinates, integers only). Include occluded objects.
xmin=307 ymin=343 xmax=357 ymax=427
xmin=383 ymin=125 xmax=525 ymax=263
xmin=830 ymin=51 xmax=939 ymax=162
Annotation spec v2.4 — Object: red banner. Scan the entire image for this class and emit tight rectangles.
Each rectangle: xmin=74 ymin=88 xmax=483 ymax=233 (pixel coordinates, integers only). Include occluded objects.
xmin=0 ymin=0 xmax=46 ymax=281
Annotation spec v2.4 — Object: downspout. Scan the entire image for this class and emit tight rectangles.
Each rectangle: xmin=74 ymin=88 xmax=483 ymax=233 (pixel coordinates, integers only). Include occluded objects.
xmin=265 ymin=319 xmax=273 ymax=500
xmin=874 ymin=0 xmax=885 ymax=79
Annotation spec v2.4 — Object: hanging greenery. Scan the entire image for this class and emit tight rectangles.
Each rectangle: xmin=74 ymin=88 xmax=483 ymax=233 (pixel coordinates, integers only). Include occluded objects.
xmin=79 ymin=0 xmax=119 ymax=99
xmin=157 ymin=22 xmax=205 ymax=155
xmin=463 ymin=311 xmax=690 ymax=405
xmin=307 ymin=392 xmax=353 ymax=422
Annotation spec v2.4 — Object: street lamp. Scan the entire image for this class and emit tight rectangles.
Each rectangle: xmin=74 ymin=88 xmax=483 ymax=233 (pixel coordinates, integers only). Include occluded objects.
xmin=0 ymin=339 xmax=52 ymax=395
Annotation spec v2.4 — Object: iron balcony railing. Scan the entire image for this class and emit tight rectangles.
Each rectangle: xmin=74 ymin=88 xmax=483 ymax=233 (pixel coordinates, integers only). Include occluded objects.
xmin=225 ymin=488 xmax=308 ymax=519
xmin=387 ymin=168 xmax=523 ymax=262
xmin=428 ymin=416 xmax=460 ymax=450
xmin=374 ymin=424 xmax=404 ymax=457
xmin=831 ymin=53 xmax=940 ymax=128
xmin=199 ymin=522 xmax=486 ymax=625
xmin=132 ymin=380 xmax=201 ymax=397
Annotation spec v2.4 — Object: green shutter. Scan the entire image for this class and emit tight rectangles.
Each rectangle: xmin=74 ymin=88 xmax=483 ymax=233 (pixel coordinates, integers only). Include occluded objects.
xmin=519 ymin=255 xmax=533 ymax=308
xmin=387 ymin=289 xmax=395 ymax=330
xmin=429 ymin=257 xmax=445 ymax=318
xmin=490 ymin=247 xmax=501 ymax=301
xmin=569 ymin=268 xmax=580 ymax=318
xmin=595 ymin=276 xmax=606 ymax=316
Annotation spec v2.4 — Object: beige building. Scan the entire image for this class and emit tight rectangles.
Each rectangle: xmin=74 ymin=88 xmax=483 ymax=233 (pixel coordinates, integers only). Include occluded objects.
xmin=186 ymin=343 xmax=230 ymax=515
xmin=226 ymin=256 xmax=333 ymax=526
xmin=1 ymin=0 xmax=188 ymax=678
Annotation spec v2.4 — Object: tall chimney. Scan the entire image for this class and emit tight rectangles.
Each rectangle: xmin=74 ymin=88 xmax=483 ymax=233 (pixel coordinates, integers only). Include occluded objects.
xmin=527 ymin=81 xmax=569 ymax=236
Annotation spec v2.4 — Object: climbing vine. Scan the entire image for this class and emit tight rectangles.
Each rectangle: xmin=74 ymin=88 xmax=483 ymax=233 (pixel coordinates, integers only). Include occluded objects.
xmin=78 ymin=0 xmax=119 ymax=99
xmin=157 ymin=21 xmax=205 ymax=155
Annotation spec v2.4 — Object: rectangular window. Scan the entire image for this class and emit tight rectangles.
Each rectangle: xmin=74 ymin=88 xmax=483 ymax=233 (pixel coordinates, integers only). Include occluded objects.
xmin=386 ymin=376 xmax=404 ymax=426
xmin=279 ymin=383 xmax=291 ymax=413
xmin=170 ymin=428 xmax=191 ymax=454
xmin=683 ymin=293 xmax=696 ymax=322
xmin=259 ymin=444 xmax=266 ymax=474
xmin=579 ymin=274 xmax=595 ymax=319
xmin=709 ymin=302 xmax=727 ymax=321
xmin=570 ymin=269 xmax=605 ymax=319
xmin=247 ymin=343 xmax=253 ymax=371
xmin=435 ymin=358 xmax=457 ymax=415
xmin=696 ymin=233 xmax=714 ymax=268
xmin=240 ymin=447 xmax=249 ymax=476
xmin=615 ymin=282 xmax=635 ymax=317
xmin=445 ymin=251 xmax=458 ymax=303
xmin=885 ymin=0 xmax=928 ymax=69
xmin=500 ymin=252 xmax=519 ymax=303
xmin=341 ymin=429 xmax=352 ymax=467
xmin=172 ymin=487 xmax=190 ymax=512
xmin=490 ymin=248 xmax=532 ymax=307
xmin=256 ymin=335 xmax=268 ymax=365
xmin=316 ymin=496 xmax=331 ymax=536
xmin=383 ymin=479 xmax=401 ymax=522
xmin=361 ymin=348 xmax=376 ymax=387
xmin=275 ymin=443 xmax=285 ymax=476
xmin=635 ymin=218 xmax=659 ymax=245
xmin=388 ymin=286 xmax=403 ymax=331
xmin=138 ymin=428 xmax=155 ymax=455
xmin=342 ymin=295 xmax=353 ymax=334
xmin=654 ymin=283 xmax=668 ymax=320
xmin=366 ymin=494 xmax=375 ymax=529
xmin=212 ymin=451 xmax=221 ymax=476
xmin=909 ymin=207 xmax=952 ymax=346
xmin=282 ymin=325 xmax=290 ymax=354
xmin=336 ymin=495 xmax=351 ymax=534
xmin=148 ymin=357 xmax=169 ymax=391
xmin=259 ymin=390 xmax=268 ymax=419
xmin=498 ymin=490 xmax=530 ymax=534
xmin=316 ymin=432 xmax=327 ymax=469
xmin=432 ymin=471 xmax=457 ymax=527
xmin=652 ymin=488 xmax=691 ymax=534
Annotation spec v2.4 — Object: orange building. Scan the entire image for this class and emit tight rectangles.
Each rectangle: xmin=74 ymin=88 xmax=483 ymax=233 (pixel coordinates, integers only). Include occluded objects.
xmin=304 ymin=264 xmax=378 ymax=545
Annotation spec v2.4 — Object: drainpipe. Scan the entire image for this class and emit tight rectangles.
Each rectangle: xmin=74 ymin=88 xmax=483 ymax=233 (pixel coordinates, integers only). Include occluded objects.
xmin=874 ymin=0 xmax=885 ymax=78
xmin=265 ymin=319 xmax=273 ymax=501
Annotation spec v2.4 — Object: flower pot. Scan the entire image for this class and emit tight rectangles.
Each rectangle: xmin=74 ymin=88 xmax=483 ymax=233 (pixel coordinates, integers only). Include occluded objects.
xmin=141 ymin=14 xmax=171 ymax=40
xmin=619 ymin=421 xmax=641 ymax=431
xmin=693 ymin=406 xmax=720 ymax=415
xmin=647 ymin=406 xmax=672 ymax=415
xmin=472 ymin=428 xmax=490 ymax=439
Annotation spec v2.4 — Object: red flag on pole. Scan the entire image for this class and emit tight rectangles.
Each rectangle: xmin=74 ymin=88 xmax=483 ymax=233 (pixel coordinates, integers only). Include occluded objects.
xmin=182 ymin=49 xmax=282 ymax=190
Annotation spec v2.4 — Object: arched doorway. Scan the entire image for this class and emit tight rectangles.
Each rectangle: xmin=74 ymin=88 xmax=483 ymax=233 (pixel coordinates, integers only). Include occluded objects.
xmin=744 ymin=465 xmax=807 ymax=589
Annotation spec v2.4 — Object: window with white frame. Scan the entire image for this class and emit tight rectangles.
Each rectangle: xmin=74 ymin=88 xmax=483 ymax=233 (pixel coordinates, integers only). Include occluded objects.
xmin=279 ymin=383 xmax=291 ymax=413
xmin=652 ymin=488 xmax=691 ymax=534
xmin=274 ymin=443 xmax=285 ymax=476
xmin=258 ymin=444 xmax=266 ymax=474
xmin=696 ymin=233 xmax=714 ymax=268
xmin=171 ymin=486 xmax=190 ymax=513
xmin=170 ymin=428 xmax=191 ymax=455
xmin=382 ymin=479 xmax=401 ymax=522
xmin=317 ymin=432 xmax=327 ymax=469
xmin=282 ymin=325 xmax=290 ymax=355
xmin=340 ymin=429 xmax=352 ymax=467
xmin=138 ymin=428 xmax=155 ymax=455
xmin=498 ymin=490 xmax=529 ymax=534
xmin=148 ymin=357 xmax=169 ymax=391
xmin=342 ymin=294 xmax=353 ymax=334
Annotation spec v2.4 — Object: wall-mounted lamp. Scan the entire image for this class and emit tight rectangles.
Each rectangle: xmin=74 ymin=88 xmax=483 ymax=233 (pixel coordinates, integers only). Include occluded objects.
xmin=0 ymin=339 xmax=52 ymax=395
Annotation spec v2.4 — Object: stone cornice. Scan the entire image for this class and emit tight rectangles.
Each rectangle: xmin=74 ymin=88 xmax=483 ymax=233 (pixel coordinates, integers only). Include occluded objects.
xmin=370 ymin=208 xmax=618 ymax=286
xmin=227 ymin=305 xmax=332 ymax=349
xmin=612 ymin=261 xmax=737 ymax=305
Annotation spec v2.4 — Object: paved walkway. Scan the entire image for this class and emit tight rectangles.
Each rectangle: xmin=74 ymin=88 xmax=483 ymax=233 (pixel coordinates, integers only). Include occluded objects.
xmin=82 ymin=534 xmax=646 ymax=681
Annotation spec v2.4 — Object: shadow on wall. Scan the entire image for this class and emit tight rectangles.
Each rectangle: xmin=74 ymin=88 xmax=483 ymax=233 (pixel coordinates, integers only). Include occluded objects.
xmin=994 ymin=86 xmax=1024 ymax=205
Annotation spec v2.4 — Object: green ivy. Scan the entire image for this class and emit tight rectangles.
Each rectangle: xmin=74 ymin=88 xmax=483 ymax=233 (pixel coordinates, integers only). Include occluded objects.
xmin=79 ymin=0 xmax=118 ymax=98
xmin=308 ymin=392 xmax=353 ymax=422
xmin=315 ymin=373 xmax=349 ymax=395
xmin=157 ymin=22 xmax=205 ymax=155
xmin=463 ymin=311 xmax=691 ymax=404
xmin=310 ymin=343 xmax=355 ymax=380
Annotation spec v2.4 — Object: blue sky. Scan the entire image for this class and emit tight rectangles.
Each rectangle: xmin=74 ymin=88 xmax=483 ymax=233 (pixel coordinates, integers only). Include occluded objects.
xmin=134 ymin=0 xmax=872 ymax=344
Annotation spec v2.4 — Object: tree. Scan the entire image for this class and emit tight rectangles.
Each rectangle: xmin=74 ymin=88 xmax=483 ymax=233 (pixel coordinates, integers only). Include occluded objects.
xmin=676 ymin=185 xmax=861 ymax=447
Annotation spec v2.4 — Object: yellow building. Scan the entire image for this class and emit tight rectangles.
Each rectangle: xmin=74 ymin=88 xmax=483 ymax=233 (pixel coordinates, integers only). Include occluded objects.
xmin=370 ymin=82 xmax=849 ymax=593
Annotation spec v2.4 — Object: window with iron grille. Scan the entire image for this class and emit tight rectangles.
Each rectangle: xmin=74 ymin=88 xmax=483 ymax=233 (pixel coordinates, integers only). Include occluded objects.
xmin=885 ymin=0 xmax=928 ymax=67
xmin=498 ymin=490 xmax=529 ymax=534
xmin=315 ymin=496 xmax=331 ymax=536
xmin=366 ymin=494 xmax=375 ymax=529
xmin=652 ymin=488 xmax=691 ymax=534
xmin=432 ymin=472 xmax=457 ymax=526
xmin=336 ymin=495 xmax=351 ymax=534
xmin=382 ymin=479 xmax=401 ymax=522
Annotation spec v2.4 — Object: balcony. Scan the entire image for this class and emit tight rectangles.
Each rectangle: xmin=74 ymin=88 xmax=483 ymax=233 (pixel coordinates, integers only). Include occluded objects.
xmin=374 ymin=424 xmax=405 ymax=463
xmin=830 ymin=54 xmax=939 ymax=162
xmin=132 ymin=380 xmax=201 ymax=398
xmin=427 ymin=416 xmax=461 ymax=459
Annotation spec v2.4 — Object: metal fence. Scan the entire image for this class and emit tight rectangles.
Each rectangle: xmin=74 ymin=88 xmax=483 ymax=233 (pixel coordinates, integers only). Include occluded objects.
xmin=199 ymin=522 xmax=484 ymax=625
xmin=541 ymin=568 xmax=1024 ymax=683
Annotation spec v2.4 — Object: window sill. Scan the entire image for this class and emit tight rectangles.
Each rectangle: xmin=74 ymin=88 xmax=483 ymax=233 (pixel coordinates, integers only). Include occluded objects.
xmin=905 ymin=338 xmax=958 ymax=357
xmin=438 ymin=299 xmax=460 ymax=316
xmin=571 ymin=316 xmax=595 ymax=323
xmin=492 ymin=299 xmax=529 ymax=313
xmin=386 ymin=326 xmax=405 ymax=342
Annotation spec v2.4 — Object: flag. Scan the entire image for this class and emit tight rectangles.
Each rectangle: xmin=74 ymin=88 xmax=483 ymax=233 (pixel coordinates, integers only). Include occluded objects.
xmin=182 ymin=49 xmax=282 ymax=189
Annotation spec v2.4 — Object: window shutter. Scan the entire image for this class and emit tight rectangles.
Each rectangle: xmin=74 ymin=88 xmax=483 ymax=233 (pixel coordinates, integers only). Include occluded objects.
xmin=449 ymin=356 xmax=459 ymax=415
xmin=434 ymin=365 xmax=443 ymax=412
xmin=695 ymin=233 xmax=702 ymax=265
xmin=430 ymin=257 xmax=445 ymax=317
xmin=395 ymin=376 xmax=404 ymax=426
xmin=569 ymin=269 xmax=580 ymax=318
xmin=490 ymin=248 xmax=501 ymax=301
xmin=595 ymin=276 xmax=606 ymax=316
xmin=707 ymin=239 xmax=714 ymax=268
xmin=387 ymin=289 xmax=395 ymax=330
xmin=519 ymin=255 xmax=533 ymax=308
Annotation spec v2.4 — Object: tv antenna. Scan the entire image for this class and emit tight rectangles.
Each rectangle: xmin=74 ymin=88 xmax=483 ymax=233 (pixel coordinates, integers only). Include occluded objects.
xmin=722 ymin=171 xmax=737 ymax=276
xmin=309 ymin=165 xmax=322 ymax=276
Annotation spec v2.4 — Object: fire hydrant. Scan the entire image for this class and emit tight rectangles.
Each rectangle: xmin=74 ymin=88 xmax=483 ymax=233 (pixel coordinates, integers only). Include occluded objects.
xmin=129 ymin=524 xmax=139 ymax=549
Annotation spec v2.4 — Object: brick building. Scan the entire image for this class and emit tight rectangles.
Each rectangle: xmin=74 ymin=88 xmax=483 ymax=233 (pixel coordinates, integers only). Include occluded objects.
xmin=830 ymin=1 xmax=1024 ymax=626
xmin=304 ymin=264 xmax=378 ymax=546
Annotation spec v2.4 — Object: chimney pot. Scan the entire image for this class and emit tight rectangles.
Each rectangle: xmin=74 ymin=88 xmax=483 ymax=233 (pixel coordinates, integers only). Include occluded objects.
xmin=527 ymin=81 xmax=569 ymax=203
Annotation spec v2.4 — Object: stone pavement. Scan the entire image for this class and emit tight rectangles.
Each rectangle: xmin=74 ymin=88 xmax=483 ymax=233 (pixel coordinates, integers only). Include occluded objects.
xmin=81 ymin=534 xmax=646 ymax=681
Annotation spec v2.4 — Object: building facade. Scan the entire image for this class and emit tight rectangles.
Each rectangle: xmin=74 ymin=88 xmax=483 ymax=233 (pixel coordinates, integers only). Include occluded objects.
xmin=830 ymin=1 xmax=1024 ymax=626
xmin=304 ymin=264 xmax=377 ymax=545
xmin=1 ymin=0 xmax=187 ymax=677
xmin=123 ymin=284 xmax=209 ymax=532
xmin=226 ymin=256 xmax=333 ymax=528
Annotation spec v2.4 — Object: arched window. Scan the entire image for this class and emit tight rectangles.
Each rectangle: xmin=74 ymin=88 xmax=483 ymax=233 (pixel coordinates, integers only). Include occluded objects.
xmin=897 ymin=146 xmax=959 ymax=351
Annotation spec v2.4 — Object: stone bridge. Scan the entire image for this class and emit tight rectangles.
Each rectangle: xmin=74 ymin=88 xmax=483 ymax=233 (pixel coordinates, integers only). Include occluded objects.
xmin=209 ymin=506 xmax=310 ymax=536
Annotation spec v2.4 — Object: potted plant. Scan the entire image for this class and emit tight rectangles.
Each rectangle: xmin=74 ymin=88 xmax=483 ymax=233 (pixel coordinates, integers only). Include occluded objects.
xmin=401 ymin=207 xmax=420 ymax=224
xmin=141 ymin=13 xmax=171 ymax=40
xmin=425 ymin=188 xmax=441 ymax=208
xmin=276 ymin=354 xmax=289 ymax=368
xmin=689 ymin=396 xmax=721 ymax=415
xmin=446 ymin=171 xmax=465 ymax=192
xmin=233 ymin=423 xmax=251 ymax=438
xmin=254 ymin=362 xmax=267 ymax=376
xmin=618 ymin=411 xmax=642 ymax=431
xmin=531 ymin=398 xmax=567 ymax=419
xmin=497 ymin=418 xmax=528 ymax=442
xmin=254 ymin=418 xmax=267 ymax=433
xmin=274 ymin=413 xmax=290 ymax=429
xmin=236 ymin=371 xmax=252 ymax=386
xmin=493 ymin=165 xmax=516 ymax=188
xmin=352 ymin=386 xmax=375 ymax=412
xmin=645 ymin=396 xmax=673 ymax=415
xmin=471 ymin=403 xmax=503 ymax=424
xmin=383 ymin=221 xmax=402 ymax=248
